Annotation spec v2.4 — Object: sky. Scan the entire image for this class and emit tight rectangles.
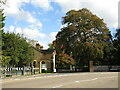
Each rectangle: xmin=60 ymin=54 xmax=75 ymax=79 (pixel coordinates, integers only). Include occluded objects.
xmin=1 ymin=0 xmax=119 ymax=49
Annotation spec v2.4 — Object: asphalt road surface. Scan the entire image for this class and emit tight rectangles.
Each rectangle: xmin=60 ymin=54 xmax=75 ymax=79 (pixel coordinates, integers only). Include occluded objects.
xmin=1 ymin=72 xmax=119 ymax=88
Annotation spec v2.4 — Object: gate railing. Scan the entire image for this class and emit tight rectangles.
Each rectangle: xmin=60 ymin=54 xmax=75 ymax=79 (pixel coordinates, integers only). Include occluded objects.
xmin=93 ymin=65 xmax=120 ymax=72
xmin=0 ymin=67 xmax=40 ymax=78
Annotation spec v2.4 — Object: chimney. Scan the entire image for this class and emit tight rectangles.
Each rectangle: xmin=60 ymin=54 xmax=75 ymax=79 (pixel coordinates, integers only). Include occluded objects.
xmin=36 ymin=43 xmax=40 ymax=49
xmin=40 ymin=46 xmax=43 ymax=50
xmin=36 ymin=43 xmax=43 ymax=50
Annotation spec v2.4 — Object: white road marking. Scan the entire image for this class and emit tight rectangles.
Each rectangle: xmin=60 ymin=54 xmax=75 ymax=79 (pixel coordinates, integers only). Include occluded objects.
xmin=99 ymin=76 xmax=116 ymax=79
xmin=75 ymin=78 xmax=98 ymax=83
xmin=52 ymin=85 xmax=63 ymax=88
xmin=14 ymin=79 xmax=20 ymax=80
xmin=75 ymin=76 xmax=116 ymax=83
xmin=28 ymin=78 xmax=35 ymax=80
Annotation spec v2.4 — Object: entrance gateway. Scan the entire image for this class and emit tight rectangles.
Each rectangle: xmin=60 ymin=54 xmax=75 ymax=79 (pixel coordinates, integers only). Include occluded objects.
xmin=41 ymin=61 xmax=47 ymax=71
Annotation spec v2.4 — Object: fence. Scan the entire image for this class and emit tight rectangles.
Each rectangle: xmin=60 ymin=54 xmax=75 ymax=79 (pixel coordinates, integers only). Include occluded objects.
xmin=1 ymin=67 xmax=40 ymax=77
xmin=93 ymin=65 xmax=120 ymax=72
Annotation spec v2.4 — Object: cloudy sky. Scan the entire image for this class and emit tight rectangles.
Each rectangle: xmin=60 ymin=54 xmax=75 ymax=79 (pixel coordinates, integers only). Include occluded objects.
xmin=2 ymin=0 xmax=119 ymax=49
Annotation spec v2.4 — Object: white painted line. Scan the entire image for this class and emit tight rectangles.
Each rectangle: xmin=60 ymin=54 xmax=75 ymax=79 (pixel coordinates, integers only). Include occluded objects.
xmin=35 ymin=77 xmax=40 ymax=79
xmin=75 ymin=81 xmax=79 ymax=83
xmin=52 ymin=85 xmax=63 ymax=88
xmin=75 ymin=76 xmax=117 ymax=83
xmin=75 ymin=78 xmax=98 ymax=83
xmin=15 ymin=79 xmax=20 ymax=80
xmin=98 ymin=76 xmax=116 ymax=79
xmin=28 ymin=78 xmax=35 ymax=80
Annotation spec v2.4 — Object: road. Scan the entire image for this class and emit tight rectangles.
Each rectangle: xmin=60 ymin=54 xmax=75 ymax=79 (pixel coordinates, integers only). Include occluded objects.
xmin=1 ymin=72 xmax=119 ymax=88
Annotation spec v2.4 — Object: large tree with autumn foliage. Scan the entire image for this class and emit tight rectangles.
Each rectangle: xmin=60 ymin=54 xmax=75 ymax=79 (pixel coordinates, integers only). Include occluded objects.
xmin=55 ymin=8 xmax=112 ymax=69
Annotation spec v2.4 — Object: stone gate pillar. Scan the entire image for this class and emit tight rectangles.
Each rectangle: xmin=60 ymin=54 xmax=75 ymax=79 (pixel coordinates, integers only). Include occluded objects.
xmin=89 ymin=61 xmax=93 ymax=72
xmin=53 ymin=50 xmax=56 ymax=72
xmin=39 ymin=61 xmax=42 ymax=73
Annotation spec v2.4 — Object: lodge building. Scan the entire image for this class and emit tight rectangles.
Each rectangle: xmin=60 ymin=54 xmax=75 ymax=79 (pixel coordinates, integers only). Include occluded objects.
xmin=32 ymin=43 xmax=56 ymax=73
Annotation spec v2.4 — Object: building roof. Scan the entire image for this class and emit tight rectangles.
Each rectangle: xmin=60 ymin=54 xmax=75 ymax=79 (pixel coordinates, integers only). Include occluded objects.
xmin=33 ymin=47 xmax=55 ymax=54
xmin=39 ymin=49 xmax=55 ymax=54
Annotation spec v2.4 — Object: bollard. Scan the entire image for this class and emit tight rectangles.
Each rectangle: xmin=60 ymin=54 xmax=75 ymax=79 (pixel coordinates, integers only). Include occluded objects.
xmin=21 ymin=66 xmax=25 ymax=75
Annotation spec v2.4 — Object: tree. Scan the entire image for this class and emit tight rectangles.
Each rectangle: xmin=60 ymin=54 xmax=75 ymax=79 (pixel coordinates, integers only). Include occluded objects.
xmin=0 ymin=9 xmax=6 ymax=68
xmin=27 ymin=39 xmax=38 ymax=47
xmin=102 ymin=43 xmax=117 ymax=65
xmin=48 ymin=43 xmax=55 ymax=49
xmin=56 ymin=51 xmax=75 ymax=69
xmin=55 ymin=8 xmax=111 ymax=68
xmin=0 ymin=0 xmax=7 ymax=8
xmin=112 ymin=28 xmax=120 ymax=65
xmin=0 ymin=9 xmax=5 ymax=30
xmin=2 ymin=32 xmax=34 ymax=67
xmin=115 ymin=28 xmax=120 ymax=40
xmin=1 ymin=1 xmax=34 ymax=67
